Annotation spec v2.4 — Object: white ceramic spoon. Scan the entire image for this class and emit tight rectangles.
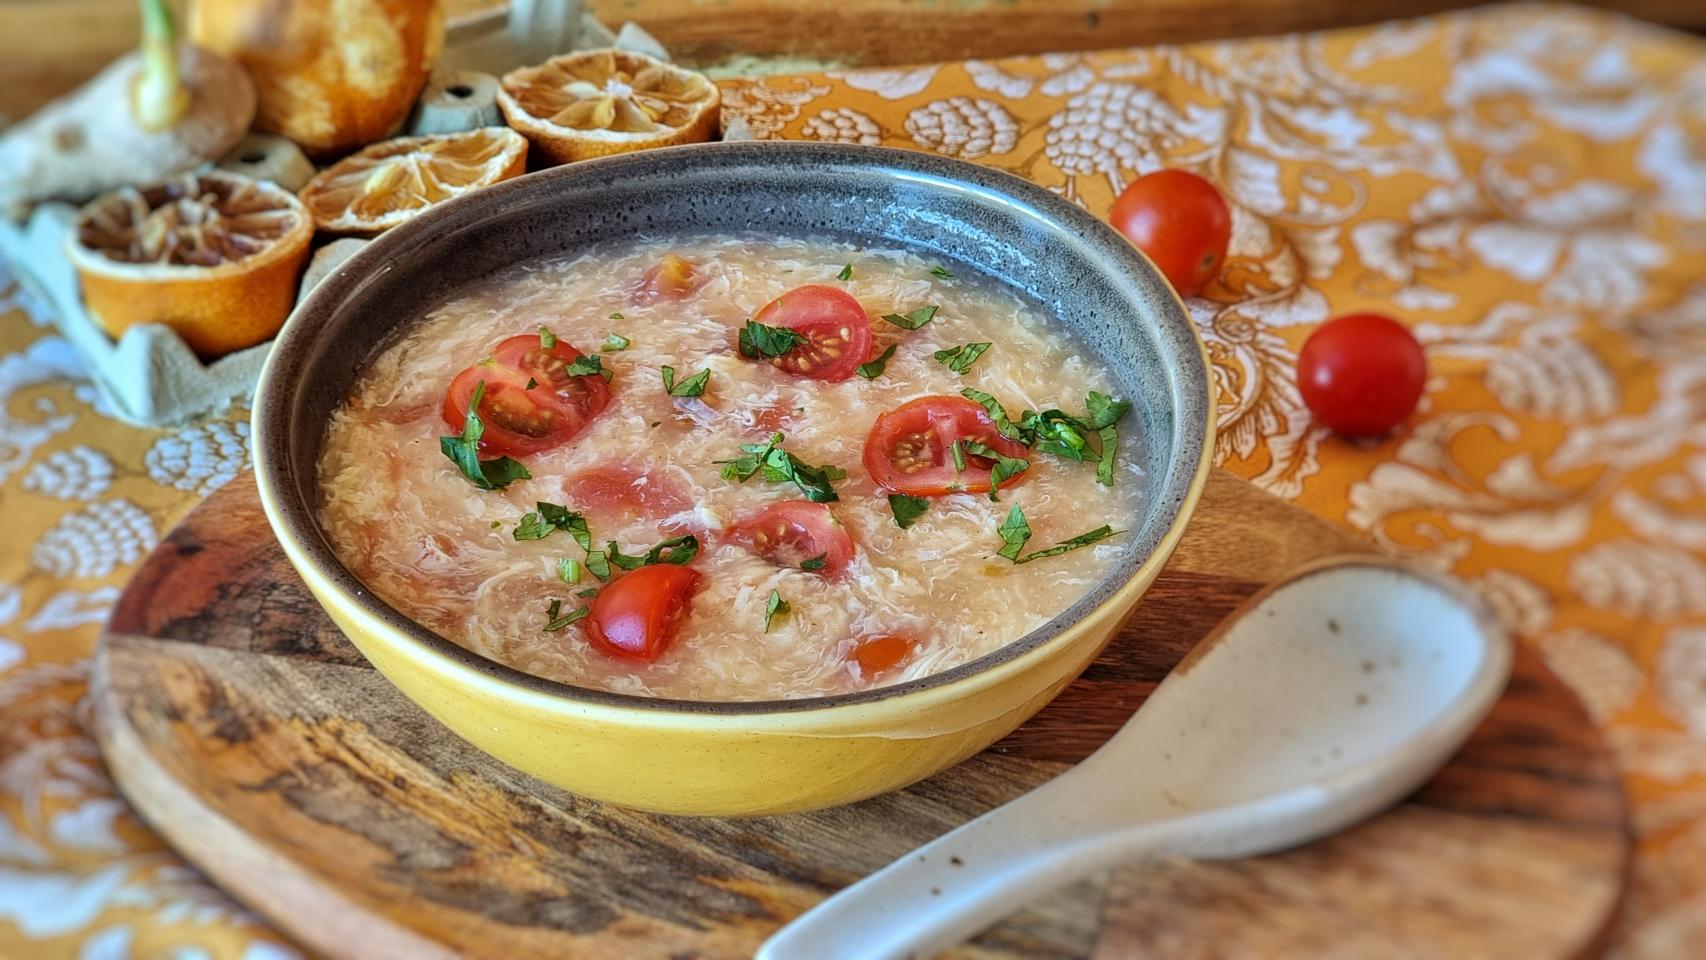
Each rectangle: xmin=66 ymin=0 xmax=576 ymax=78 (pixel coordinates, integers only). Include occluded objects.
xmin=758 ymin=558 xmax=1511 ymax=960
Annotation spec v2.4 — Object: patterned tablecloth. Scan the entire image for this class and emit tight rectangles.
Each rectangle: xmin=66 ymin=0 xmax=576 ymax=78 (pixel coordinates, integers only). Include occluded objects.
xmin=2 ymin=3 xmax=1704 ymax=956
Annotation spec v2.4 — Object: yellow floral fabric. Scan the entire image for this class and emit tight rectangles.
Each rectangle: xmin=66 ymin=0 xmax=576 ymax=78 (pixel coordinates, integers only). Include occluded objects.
xmin=2 ymin=3 xmax=1704 ymax=955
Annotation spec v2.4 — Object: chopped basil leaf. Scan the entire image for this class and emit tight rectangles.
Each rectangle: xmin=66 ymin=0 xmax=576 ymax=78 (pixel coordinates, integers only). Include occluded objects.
xmin=715 ymin=432 xmax=844 ymax=502
xmin=837 ymin=264 xmax=854 ymax=281
xmin=605 ymin=542 xmax=645 ymax=571
xmin=994 ymin=505 xmax=1123 ymax=563
xmin=602 ymin=333 xmax=630 ymax=352
xmin=881 ymin=305 xmax=938 ymax=330
xmin=959 ymin=387 xmax=1026 ymax=441
xmin=515 ymin=502 xmax=592 ymax=549
xmin=949 ymin=438 xmax=967 ymax=473
xmin=576 ymin=587 xmax=600 ymax=599
xmin=888 ymin=493 xmax=929 ymax=529
xmin=662 ymin=365 xmax=711 ymax=398
xmin=563 ymin=354 xmax=604 ymax=378
xmin=996 ymin=504 xmax=1031 ymax=560
xmin=763 ymin=590 xmax=790 ymax=632
xmin=1097 ymin=426 xmax=1118 ymax=486
xmin=856 ymin=343 xmax=898 ymax=380
xmin=440 ymin=380 xmax=532 ymax=490
xmin=525 ymin=377 xmax=538 ymax=390
xmin=800 ymin=553 xmax=828 ymax=571
xmin=609 ymin=312 xmax=624 ymax=320
xmin=597 ymin=534 xmax=700 ymax=573
xmin=1016 ymin=525 xmax=1121 ymax=563
xmin=739 ymin=320 xmax=805 ymax=359
xmin=584 ymin=549 xmax=611 ymax=580
xmin=934 ymin=341 xmax=991 ymax=374
xmin=930 ymin=265 xmax=954 ymax=280
xmin=557 ymin=557 xmax=582 ymax=583
xmin=543 ymin=598 xmax=589 ymax=631
xmin=961 ymin=442 xmax=1030 ymax=501
xmin=538 ymin=325 xmax=557 ymax=349
xmin=1084 ymin=391 xmax=1131 ymax=430
xmin=1022 ymin=410 xmax=1095 ymax=462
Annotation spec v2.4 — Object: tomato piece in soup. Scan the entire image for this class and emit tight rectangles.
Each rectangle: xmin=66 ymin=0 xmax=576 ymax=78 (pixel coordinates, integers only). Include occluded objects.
xmin=863 ymin=395 xmax=1031 ymax=496
xmin=442 ymin=334 xmax=611 ymax=457
xmin=750 ymin=284 xmax=872 ymax=382
xmin=729 ymin=500 xmax=856 ymax=576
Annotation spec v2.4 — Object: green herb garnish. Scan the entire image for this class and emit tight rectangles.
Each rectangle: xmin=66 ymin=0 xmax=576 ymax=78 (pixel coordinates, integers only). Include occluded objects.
xmin=763 ymin=590 xmax=790 ymax=632
xmin=596 ymin=534 xmax=700 ymax=573
xmin=934 ymin=341 xmax=991 ymax=374
xmin=800 ymin=553 xmax=828 ymax=571
xmin=881 ymin=305 xmax=938 ymax=330
xmin=584 ymin=550 xmax=611 ymax=580
xmin=514 ymin=502 xmax=592 ymax=549
xmin=888 ymin=493 xmax=929 ymax=529
xmin=739 ymin=320 xmax=805 ymax=359
xmin=950 ymin=438 xmax=967 ymax=473
xmin=662 ymin=365 xmax=711 ymax=397
xmin=602 ymin=333 xmax=630 ymax=352
xmin=563 ymin=354 xmax=610 ymax=382
xmin=930 ymin=265 xmax=954 ymax=280
xmin=538 ymin=325 xmax=557 ymax=349
xmin=557 ymin=557 xmax=582 ymax=584
xmin=837 ymin=264 xmax=854 ymax=281
xmin=543 ymin=598 xmax=590 ymax=631
xmin=1097 ymin=426 xmax=1119 ymax=486
xmin=440 ymin=381 xmax=531 ymax=490
xmin=994 ymin=504 xmax=1122 ymax=563
xmin=856 ymin=344 xmax=898 ymax=380
xmin=961 ymin=441 xmax=1029 ymax=501
xmin=609 ymin=312 xmax=625 ymax=320
xmin=959 ymin=387 xmax=1026 ymax=442
xmin=576 ymin=587 xmax=600 ymax=599
xmin=715 ymin=432 xmax=845 ymax=502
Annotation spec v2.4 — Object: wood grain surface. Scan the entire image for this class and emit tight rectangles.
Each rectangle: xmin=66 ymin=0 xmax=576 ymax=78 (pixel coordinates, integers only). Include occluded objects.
xmin=6 ymin=0 xmax=1704 ymax=126
xmin=91 ymin=468 xmax=1630 ymax=959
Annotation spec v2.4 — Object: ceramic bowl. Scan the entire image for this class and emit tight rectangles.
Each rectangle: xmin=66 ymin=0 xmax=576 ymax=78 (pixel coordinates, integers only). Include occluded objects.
xmin=253 ymin=142 xmax=1215 ymax=816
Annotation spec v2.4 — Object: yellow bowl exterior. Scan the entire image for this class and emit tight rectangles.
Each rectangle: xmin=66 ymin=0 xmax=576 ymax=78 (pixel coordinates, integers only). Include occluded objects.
xmin=265 ymin=427 xmax=1210 ymax=816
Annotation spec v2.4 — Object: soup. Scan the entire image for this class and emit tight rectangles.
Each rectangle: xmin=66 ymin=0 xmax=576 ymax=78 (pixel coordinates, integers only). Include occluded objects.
xmin=318 ymin=237 xmax=1145 ymax=700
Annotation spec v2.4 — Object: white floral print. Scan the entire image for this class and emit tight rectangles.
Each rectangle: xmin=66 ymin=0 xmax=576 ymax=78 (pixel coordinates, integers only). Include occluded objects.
xmin=29 ymin=500 xmax=157 ymax=579
xmin=904 ymin=97 xmax=1018 ymax=159
xmin=145 ymin=420 xmax=250 ymax=496
xmin=799 ymin=107 xmax=882 ymax=146
xmin=22 ymin=447 xmax=114 ymax=501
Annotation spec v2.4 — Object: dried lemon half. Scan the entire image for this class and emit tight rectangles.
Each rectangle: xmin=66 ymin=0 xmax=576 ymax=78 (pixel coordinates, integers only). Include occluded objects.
xmin=299 ymin=127 xmax=529 ymax=234
xmin=498 ymin=49 xmax=720 ymax=164
xmin=66 ymin=171 xmax=312 ymax=358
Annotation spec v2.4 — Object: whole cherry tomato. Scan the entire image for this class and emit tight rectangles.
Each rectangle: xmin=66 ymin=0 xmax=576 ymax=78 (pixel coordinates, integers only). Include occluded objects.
xmin=1297 ymin=313 xmax=1426 ymax=437
xmin=1108 ymin=169 xmax=1232 ymax=298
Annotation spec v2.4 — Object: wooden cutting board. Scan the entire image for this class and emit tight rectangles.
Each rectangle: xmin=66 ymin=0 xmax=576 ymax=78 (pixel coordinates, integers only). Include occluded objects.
xmin=91 ymin=469 xmax=1630 ymax=959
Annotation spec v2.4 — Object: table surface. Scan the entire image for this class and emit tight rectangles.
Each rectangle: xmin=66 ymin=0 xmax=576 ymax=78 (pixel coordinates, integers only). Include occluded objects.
xmin=3 ymin=0 xmax=1704 ymax=123
xmin=4 ymin=2 xmax=1706 ymax=959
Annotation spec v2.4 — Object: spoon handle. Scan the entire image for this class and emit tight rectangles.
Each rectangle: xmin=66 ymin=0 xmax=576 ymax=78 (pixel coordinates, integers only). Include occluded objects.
xmin=756 ymin=775 xmax=1128 ymax=960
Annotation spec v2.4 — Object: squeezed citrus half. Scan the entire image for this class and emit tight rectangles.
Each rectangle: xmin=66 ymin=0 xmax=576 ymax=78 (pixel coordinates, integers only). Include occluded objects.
xmin=300 ymin=127 xmax=528 ymax=234
xmin=67 ymin=171 xmax=312 ymax=358
xmin=498 ymin=49 xmax=720 ymax=164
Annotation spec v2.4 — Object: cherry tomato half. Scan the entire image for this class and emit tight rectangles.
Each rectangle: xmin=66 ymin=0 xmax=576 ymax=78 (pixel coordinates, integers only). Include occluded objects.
xmin=751 ymin=284 xmax=873 ymax=382
xmin=1297 ymin=313 xmax=1426 ymax=437
xmin=1109 ymin=169 xmax=1231 ymax=299
xmin=851 ymin=634 xmax=914 ymax=678
xmin=729 ymin=500 xmax=856 ymax=576
xmin=585 ymin=564 xmax=700 ymax=661
xmin=565 ymin=463 xmax=692 ymax=522
xmin=443 ymin=334 xmax=612 ymax=457
xmin=863 ymin=395 xmax=1032 ymax=496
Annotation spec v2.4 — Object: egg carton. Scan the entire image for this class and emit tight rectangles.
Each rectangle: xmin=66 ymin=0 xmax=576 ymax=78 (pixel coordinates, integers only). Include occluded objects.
xmin=0 ymin=7 xmax=670 ymax=428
